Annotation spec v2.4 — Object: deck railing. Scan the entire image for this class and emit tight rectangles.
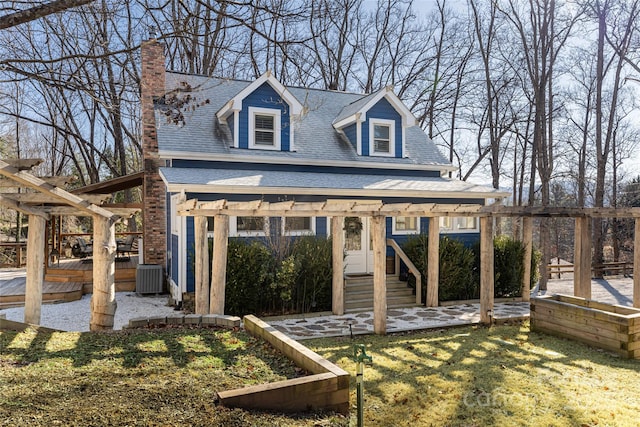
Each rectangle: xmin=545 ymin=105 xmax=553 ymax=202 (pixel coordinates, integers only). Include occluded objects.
xmin=386 ymin=238 xmax=422 ymax=305
xmin=0 ymin=242 xmax=27 ymax=268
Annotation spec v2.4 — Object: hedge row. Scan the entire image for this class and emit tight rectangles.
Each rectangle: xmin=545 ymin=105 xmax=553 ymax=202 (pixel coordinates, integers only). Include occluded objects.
xmin=402 ymin=234 xmax=541 ymax=302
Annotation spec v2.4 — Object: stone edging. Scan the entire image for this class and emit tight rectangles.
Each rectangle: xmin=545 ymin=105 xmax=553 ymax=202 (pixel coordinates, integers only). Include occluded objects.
xmin=125 ymin=314 xmax=241 ymax=329
xmin=217 ymin=315 xmax=350 ymax=415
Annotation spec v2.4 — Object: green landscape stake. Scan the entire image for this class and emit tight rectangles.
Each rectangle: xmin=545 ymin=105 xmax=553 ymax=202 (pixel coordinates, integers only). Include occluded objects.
xmin=352 ymin=344 xmax=372 ymax=427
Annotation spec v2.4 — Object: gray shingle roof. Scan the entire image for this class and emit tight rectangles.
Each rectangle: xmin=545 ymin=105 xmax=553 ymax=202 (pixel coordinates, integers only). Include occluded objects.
xmin=160 ymin=167 xmax=508 ymax=199
xmin=156 ymin=72 xmax=451 ymax=168
xmin=332 ymin=88 xmax=384 ymax=125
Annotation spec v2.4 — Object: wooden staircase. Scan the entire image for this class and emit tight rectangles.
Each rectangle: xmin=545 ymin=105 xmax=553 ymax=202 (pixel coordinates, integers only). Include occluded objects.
xmin=44 ymin=258 xmax=137 ymax=293
xmin=344 ymin=274 xmax=418 ymax=312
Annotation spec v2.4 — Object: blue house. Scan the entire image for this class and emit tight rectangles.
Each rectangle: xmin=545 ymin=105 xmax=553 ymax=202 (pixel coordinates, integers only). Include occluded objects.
xmin=140 ymin=40 xmax=508 ymax=311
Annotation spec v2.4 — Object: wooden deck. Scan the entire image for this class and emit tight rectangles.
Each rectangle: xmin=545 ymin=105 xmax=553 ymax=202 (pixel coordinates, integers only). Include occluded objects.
xmin=0 ymin=256 xmax=139 ymax=308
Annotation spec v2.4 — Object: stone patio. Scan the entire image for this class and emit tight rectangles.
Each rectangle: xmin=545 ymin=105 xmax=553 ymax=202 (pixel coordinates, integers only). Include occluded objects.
xmin=266 ymin=276 xmax=636 ymax=340
xmin=265 ymin=302 xmax=530 ymax=340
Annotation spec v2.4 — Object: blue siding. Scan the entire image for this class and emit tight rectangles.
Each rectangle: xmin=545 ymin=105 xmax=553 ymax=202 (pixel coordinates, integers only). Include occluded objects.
xmin=343 ymin=123 xmax=358 ymax=151
xmin=186 ymin=217 xmax=195 ymax=292
xmin=239 ymin=82 xmax=291 ymax=151
xmin=171 ymin=234 xmax=179 ymax=284
xmin=316 ymin=217 xmax=327 ymax=236
xmin=362 ymin=98 xmax=403 ymax=158
xmin=172 ymin=159 xmax=442 ymax=178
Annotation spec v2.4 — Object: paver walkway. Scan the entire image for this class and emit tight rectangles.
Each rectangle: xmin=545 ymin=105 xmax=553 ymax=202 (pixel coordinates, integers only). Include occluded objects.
xmin=267 ymin=276 xmax=636 ymax=340
xmin=266 ymin=302 xmax=530 ymax=340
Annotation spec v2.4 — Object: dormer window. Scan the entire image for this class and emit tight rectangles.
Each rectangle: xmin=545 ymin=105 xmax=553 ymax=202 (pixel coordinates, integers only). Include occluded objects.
xmin=369 ymin=119 xmax=395 ymax=157
xmin=249 ymin=107 xmax=281 ymax=150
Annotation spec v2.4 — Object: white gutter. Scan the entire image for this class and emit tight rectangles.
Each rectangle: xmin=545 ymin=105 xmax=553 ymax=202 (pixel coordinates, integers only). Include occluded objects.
xmin=158 ymin=150 xmax=459 ymax=173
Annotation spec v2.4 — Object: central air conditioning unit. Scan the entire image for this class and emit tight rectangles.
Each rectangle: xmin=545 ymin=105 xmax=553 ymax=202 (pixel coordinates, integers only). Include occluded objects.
xmin=136 ymin=264 xmax=163 ymax=294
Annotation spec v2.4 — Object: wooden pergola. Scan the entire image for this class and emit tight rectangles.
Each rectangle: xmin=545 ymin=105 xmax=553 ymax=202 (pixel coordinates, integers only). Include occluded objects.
xmin=179 ymin=198 xmax=640 ymax=335
xmin=0 ymin=159 xmax=139 ymax=330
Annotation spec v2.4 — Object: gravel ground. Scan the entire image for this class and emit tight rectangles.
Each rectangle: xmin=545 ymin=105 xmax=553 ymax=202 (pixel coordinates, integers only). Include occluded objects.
xmin=0 ymin=293 xmax=179 ymax=332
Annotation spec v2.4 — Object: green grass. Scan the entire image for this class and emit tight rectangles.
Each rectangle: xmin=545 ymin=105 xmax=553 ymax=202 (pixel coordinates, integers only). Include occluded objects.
xmin=2 ymin=322 xmax=639 ymax=426
xmin=307 ymin=321 xmax=640 ymax=427
xmin=0 ymin=326 xmax=346 ymax=426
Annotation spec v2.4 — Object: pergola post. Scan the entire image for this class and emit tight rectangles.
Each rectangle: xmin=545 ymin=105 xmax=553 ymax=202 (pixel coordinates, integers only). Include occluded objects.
xmin=371 ymin=215 xmax=387 ymax=334
xmin=194 ymin=216 xmax=210 ymax=314
xmin=522 ymin=217 xmax=533 ymax=302
xmin=90 ymin=216 xmax=117 ymax=330
xmin=210 ymin=214 xmax=228 ymax=315
xmin=634 ymin=218 xmax=640 ymax=308
xmin=24 ymin=214 xmax=46 ymax=325
xmin=480 ymin=216 xmax=494 ymax=325
xmin=427 ymin=216 xmax=439 ymax=307
xmin=331 ymin=216 xmax=345 ymax=315
xmin=574 ymin=217 xmax=592 ymax=300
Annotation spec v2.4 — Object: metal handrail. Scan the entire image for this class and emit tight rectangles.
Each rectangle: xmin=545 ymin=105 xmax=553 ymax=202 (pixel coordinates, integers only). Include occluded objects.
xmin=386 ymin=238 xmax=422 ymax=305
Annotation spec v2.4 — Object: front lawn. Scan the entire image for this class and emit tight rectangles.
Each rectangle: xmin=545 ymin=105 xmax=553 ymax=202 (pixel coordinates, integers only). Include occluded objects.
xmin=0 ymin=326 xmax=346 ymax=426
xmin=2 ymin=322 xmax=638 ymax=426
xmin=307 ymin=322 xmax=640 ymax=426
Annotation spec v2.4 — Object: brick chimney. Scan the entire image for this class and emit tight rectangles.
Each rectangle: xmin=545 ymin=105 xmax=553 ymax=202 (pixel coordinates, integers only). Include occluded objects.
xmin=140 ymin=39 xmax=167 ymax=268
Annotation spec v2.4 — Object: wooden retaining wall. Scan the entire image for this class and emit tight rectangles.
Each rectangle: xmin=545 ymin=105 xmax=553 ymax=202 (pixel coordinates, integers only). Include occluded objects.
xmin=217 ymin=315 xmax=350 ymax=415
xmin=531 ymin=294 xmax=640 ymax=359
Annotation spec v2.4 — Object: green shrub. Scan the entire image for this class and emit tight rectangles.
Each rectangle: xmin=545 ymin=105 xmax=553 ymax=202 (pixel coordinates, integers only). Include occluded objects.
xmin=291 ymin=235 xmax=333 ymax=313
xmin=438 ymin=236 xmax=477 ymax=301
xmin=219 ymin=236 xmax=333 ymax=316
xmin=493 ymin=235 xmax=525 ymax=298
xmin=402 ymin=234 xmax=476 ymax=302
xmin=403 ymin=233 xmax=540 ymax=302
xmin=400 ymin=233 xmax=428 ymax=296
xmin=224 ymin=239 xmax=275 ymax=316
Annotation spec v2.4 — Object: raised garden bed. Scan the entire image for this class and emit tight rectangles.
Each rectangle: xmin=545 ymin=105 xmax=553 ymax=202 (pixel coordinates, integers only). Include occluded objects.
xmin=531 ymin=294 xmax=640 ymax=359
xmin=217 ymin=315 xmax=350 ymax=414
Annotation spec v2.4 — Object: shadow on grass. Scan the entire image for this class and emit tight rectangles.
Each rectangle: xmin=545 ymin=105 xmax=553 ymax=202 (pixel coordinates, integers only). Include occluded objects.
xmin=307 ymin=322 xmax=640 ymax=426
xmin=0 ymin=326 xmax=253 ymax=370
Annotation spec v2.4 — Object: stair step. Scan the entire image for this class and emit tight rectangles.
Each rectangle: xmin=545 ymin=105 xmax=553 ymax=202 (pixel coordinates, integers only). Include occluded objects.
xmin=345 ymin=291 xmax=413 ymax=299
xmin=343 ymin=274 xmax=416 ymax=312
xmin=45 ymin=273 xmax=84 ymax=283
xmin=345 ymin=282 xmax=410 ymax=293
xmin=345 ymin=295 xmax=418 ymax=310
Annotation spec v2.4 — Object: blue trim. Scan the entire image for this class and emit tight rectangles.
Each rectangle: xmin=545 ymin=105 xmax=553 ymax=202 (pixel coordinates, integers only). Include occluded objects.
xmin=171 ymin=159 xmax=441 ymax=178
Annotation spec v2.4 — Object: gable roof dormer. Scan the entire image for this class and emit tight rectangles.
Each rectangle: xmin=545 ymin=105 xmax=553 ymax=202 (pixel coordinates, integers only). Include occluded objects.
xmin=332 ymin=86 xmax=417 ymax=158
xmin=216 ymin=72 xmax=304 ymax=152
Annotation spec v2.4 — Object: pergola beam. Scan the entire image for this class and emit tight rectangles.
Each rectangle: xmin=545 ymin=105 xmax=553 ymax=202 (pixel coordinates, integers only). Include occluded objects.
xmin=0 ymin=195 xmax=50 ymax=219
xmin=0 ymin=192 xmax=110 ymax=204
xmin=0 ymin=160 xmax=115 ymax=219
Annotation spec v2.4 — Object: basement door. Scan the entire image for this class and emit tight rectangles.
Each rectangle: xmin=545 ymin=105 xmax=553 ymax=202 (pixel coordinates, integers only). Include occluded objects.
xmin=344 ymin=217 xmax=374 ymax=274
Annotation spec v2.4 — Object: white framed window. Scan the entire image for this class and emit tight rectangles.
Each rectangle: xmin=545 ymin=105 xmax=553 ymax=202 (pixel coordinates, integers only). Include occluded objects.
xmin=369 ymin=118 xmax=395 ymax=157
xmin=230 ymin=216 xmax=268 ymax=236
xmin=249 ymin=106 xmax=281 ymax=150
xmin=392 ymin=216 xmax=419 ymax=235
xmin=440 ymin=216 xmax=479 ymax=233
xmin=283 ymin=217 xmax=316 ymax=236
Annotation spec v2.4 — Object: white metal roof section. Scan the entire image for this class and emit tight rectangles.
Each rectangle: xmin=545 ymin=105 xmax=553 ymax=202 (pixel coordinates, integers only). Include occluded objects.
xmin=160 ymin=167 xmax=509 ymax=200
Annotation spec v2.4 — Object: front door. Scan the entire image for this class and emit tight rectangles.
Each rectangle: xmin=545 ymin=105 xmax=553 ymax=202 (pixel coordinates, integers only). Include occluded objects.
xmin=344 ymin=217 xmax=374 ymax=274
